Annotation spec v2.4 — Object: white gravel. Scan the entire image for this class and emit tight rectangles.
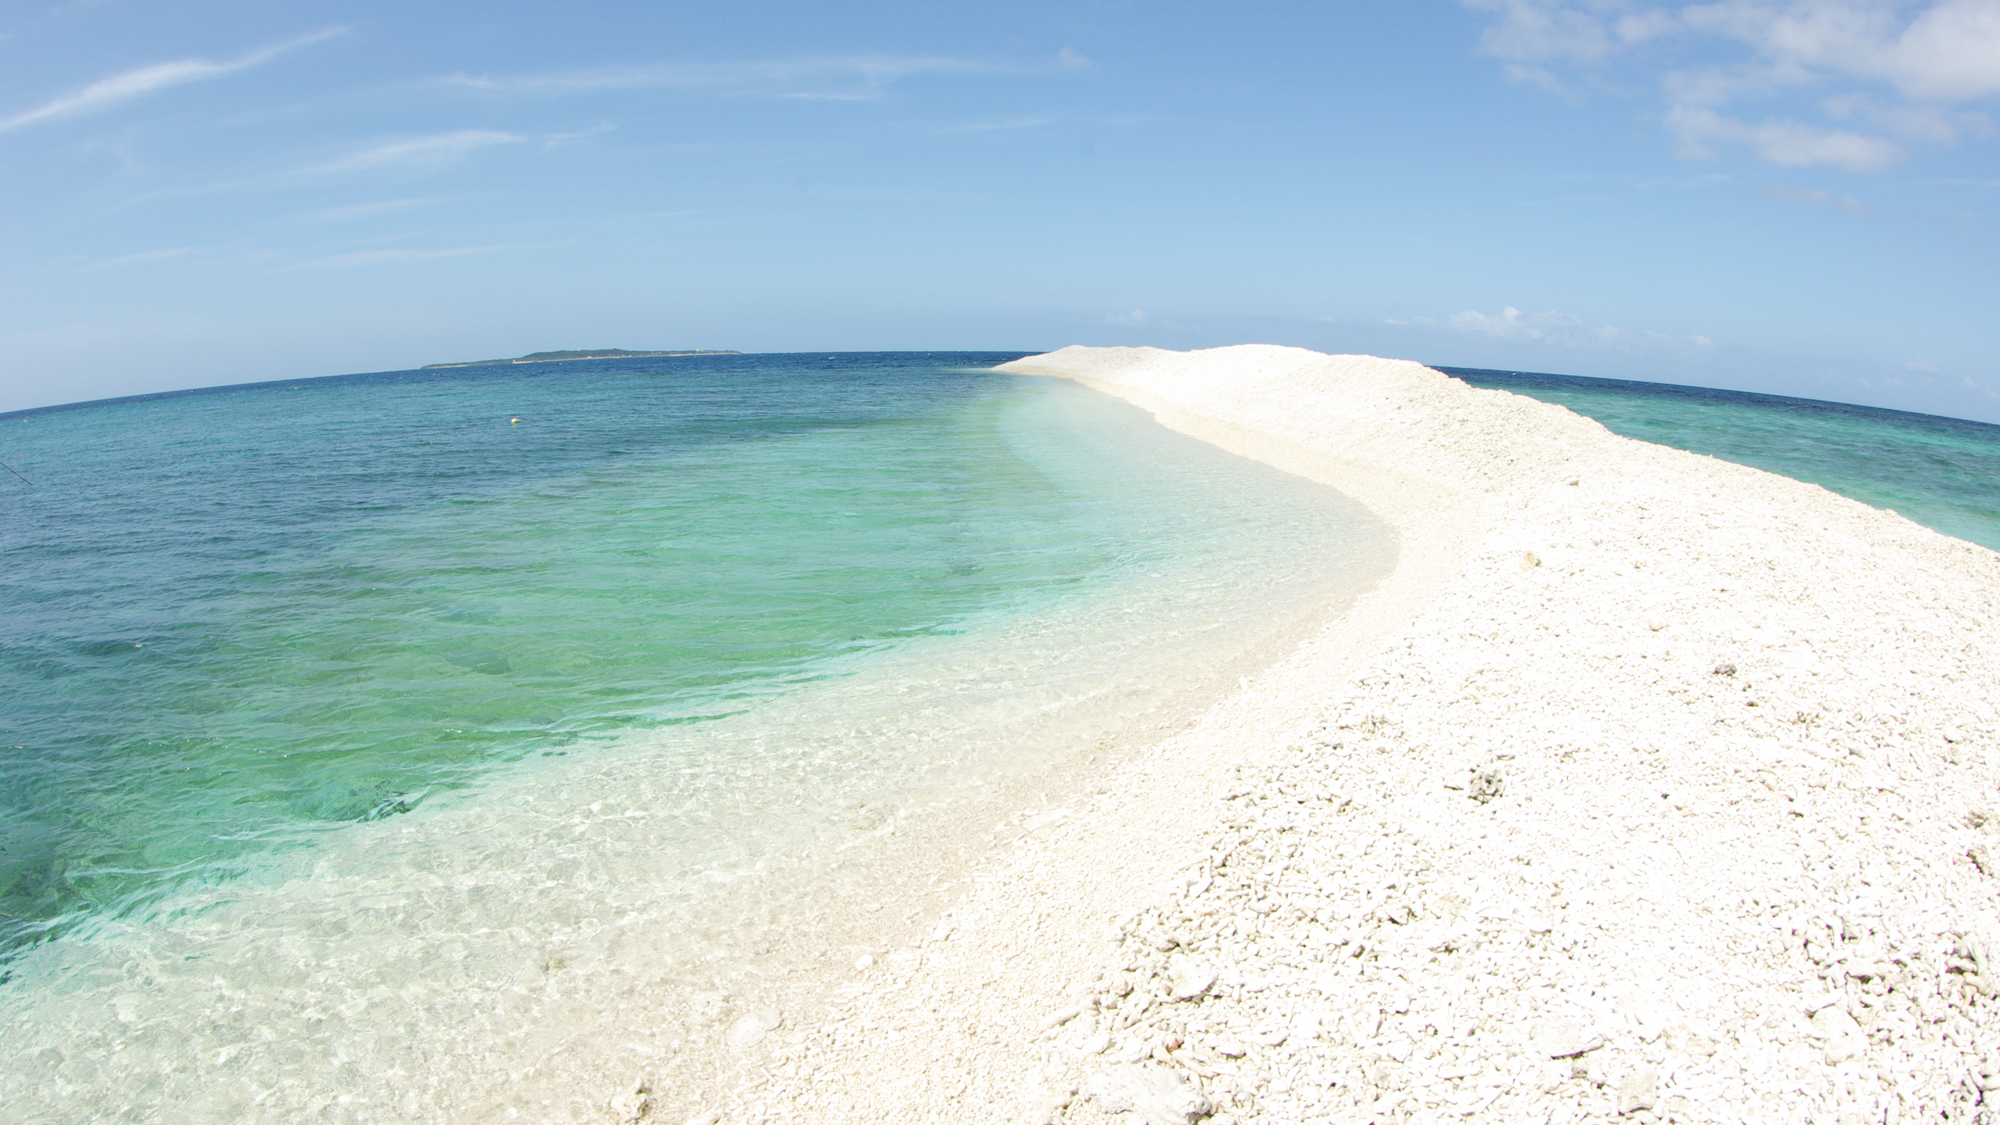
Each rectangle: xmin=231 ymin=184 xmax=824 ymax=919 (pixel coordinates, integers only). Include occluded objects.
xmin=657 ymin=345 xmax=2000 ymax=1125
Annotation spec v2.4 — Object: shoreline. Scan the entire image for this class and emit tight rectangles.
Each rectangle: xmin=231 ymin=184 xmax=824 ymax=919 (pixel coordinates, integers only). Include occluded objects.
xmin=7 ymin=344 xmax=1995 ymax=1122
xmin=669 ymin=345 xmax=2000 ymax=1123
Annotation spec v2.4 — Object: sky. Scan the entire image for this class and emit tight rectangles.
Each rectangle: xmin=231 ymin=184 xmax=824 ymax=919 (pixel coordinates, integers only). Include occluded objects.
xmin=1 ymin=1 xmax=1996 ymax=421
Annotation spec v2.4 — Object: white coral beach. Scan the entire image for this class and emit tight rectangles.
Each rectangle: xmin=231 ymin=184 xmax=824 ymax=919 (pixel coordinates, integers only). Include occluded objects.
xmin=677 ymin=345 xmax=2000 ymax=1124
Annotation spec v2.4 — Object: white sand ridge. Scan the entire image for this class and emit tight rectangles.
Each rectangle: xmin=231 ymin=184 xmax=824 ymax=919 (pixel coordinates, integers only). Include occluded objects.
xmin=674 ymin=345 xmax=2000 ymax=1125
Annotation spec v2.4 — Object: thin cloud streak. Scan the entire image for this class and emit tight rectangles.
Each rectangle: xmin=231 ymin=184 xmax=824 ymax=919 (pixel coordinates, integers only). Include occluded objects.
xmin=932 ymin=115 xmax=1059 ymax=134
xmin=316 ymin=130 xmax=525 ymax=173
xmin=287 ymin=245 xmax=509 ymax=270
xmin=109 ymin=132 xmax=529 ymax=212
xmin=74 ymin=247 xmax=194 ymax=273
xmin=283 ymin=199 xmax=432 ymax=224
xmin=0 ymin=28 xmax=346 ymax=131
xmin=441 ymin=55 xmax=1014 ymax=98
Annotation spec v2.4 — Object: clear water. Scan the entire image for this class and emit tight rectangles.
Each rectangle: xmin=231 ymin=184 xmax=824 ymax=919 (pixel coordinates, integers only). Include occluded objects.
xmin=1439 ymin=367 xmax=2000 ymax=553
xmin=0 ymin=353 xmax=1393 ymax=1120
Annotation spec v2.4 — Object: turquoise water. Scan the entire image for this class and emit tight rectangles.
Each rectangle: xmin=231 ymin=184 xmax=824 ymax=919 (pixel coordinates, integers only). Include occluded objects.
xmin=0 ymin=353 xmax=1389 ymax=972
xmin=1440 ymin=367 xmax=2000 ymax=553
xmin=0 ymin=353 xmax=1399 ymax=1121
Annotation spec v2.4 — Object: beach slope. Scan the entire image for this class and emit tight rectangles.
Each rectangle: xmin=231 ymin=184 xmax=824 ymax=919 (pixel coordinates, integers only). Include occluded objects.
xmin=698 ymin=345 xmax=2000 ymax=1124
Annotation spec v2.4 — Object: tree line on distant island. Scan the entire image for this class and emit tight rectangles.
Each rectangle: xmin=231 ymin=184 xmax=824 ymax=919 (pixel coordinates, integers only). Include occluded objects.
xmin=422 ymin=349 xmax=739 ymax=369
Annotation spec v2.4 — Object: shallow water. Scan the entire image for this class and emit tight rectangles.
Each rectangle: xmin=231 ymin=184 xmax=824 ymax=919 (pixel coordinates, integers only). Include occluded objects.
xmin=1440 ymin=367 xmax=2000 ymax=553
xmin=0 ymin=353 xmax=1393 ymax=1119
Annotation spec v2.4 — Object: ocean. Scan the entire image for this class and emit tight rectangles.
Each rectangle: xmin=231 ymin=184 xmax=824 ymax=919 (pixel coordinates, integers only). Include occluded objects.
xmin=0 ymin=352 xmax=1392 ymax=1119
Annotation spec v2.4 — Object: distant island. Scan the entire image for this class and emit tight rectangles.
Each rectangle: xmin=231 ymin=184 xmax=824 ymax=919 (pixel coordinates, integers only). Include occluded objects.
xmin=422 ymin=349 xmax=740 ymax=369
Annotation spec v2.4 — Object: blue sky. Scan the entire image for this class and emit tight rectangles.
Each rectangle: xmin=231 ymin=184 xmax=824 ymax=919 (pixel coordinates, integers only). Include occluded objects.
xmin=2 ymin=1 xmax=1996 ymax=421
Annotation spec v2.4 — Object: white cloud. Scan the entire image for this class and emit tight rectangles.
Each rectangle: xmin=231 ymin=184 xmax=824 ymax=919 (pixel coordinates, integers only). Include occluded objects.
xmin=1448 ymin=305 xmax=1583 ymax=339
xmin=1464 ymin=0 xmax=1619 ymax=62
xmin=1460 ymin=1 xmax=2000 ymax=171
xmin=1888 ymin=0 xmax=2000 ymax=100
xmin=1676 ymin=0 xmax=2000 ymax=102
xmin=318 ymin=131 xmax=525 ymax=174
xmin=1617 ymin=8 xmax=1683 ymax=45
xmin=1668 ymin=106 xmax=1905 ymax=171
xmin=1105 ymin=310 xmax=1146 ymax=326
xmin=1821 ymin=92 xmax=1992 ymax=143
xmin=1502 ymin=62 xmax=1578 ymax=98
xmin=0 ymin=28 xmax=344 ymax=131
xmin=1756 ymin=181 xmax=1869 ymax=215
xmin=1058 ymin=47 xmax=1093 ymax=72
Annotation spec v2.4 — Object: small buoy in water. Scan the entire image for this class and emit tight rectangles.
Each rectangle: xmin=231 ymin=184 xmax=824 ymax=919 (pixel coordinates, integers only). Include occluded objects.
xmin=510 ymin=417 xmax=521 ymax=425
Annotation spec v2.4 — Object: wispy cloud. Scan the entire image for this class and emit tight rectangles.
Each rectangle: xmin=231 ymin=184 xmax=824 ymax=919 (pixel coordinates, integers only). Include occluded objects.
xmin=541 ymin=124 xmax=615 ymax=148
xmin=0 ymin=28 xmax=345 ymax=131
xmin=1757 ymin=182 xmax=1869 ymax=217
xmin=74 ymin=246 xmax=193 ymax=272
xmin=1105 ymin=310 xmax=1147 ymax=326
xmin=1393 ymin=304 xmax=1716 ymax=352
xmin=284 ymin=198 xmax=431 ymax=223
xmin=441 ymin=55 xmax=1012 ymax=100
xmin=316 ymin=130 xmax=525 ymax=174
xmin=1460 ymin=1 xmax=2000 ymax=172
xmin=773 ymin=90 xmax=885 ymax=103
xmin=1058 ymin=47 xmax=1093 ymax=72
xmin=108 ymin=132 xmax=527 ymax=211
xmin=933 ymin=115 xmax=1059 ymax=134
xmin=288 ymin=245 xmax=507 ymax=270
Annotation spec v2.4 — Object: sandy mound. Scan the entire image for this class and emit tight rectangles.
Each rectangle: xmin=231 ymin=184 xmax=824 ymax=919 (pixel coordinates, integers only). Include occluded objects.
xmin=671 ymin=345 xmax=2000 ymax=1125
